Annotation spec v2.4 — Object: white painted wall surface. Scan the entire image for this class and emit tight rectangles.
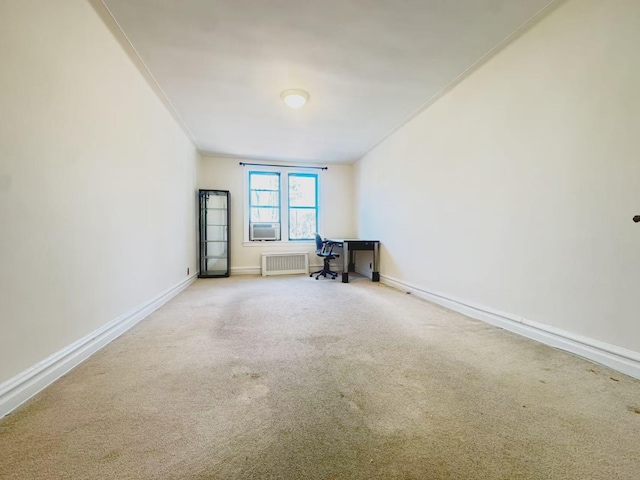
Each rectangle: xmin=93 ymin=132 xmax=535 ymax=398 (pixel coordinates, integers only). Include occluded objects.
xmin=0 ymin=0 xmax=199 ymax=384
xmin=199 ymin=156 xmax=355 ymax=271
xmin=355 ymin=0 xmax=640 ymax=353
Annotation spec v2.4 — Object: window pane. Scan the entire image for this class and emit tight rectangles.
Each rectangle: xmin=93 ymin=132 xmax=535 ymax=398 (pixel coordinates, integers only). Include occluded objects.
xmin=251 ymin=191 xmax=279 ymax=207
xmin=251 ymin=207 xmax=279 ymax=223
xmin=249 ymin=171 xmax=280 ymax=229
xmin=289 ymin=174 xmax=317 ymax=207
xmin=250 ymin=172 xmax=279 ymax=191
xmin=289 ymin=208 xmax=316 ymax=240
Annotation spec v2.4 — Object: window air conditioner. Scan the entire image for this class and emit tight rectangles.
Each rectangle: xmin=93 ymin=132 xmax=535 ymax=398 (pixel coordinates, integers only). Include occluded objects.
xmin=250 ymin=223 xmax=281 ymax=241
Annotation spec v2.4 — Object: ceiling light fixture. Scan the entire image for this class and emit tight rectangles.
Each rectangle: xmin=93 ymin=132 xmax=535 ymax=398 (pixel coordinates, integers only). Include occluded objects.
xmin=281 ymin=89 xmax=309 ymax=109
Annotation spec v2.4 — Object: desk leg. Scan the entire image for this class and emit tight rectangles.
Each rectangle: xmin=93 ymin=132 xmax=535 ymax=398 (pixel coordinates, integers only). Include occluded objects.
xmin=348 ymin=250 xmax=355 ymax=272
xmin=342 ymin=241 xmax=350 ymax=283
xmin=372 ymin=242 xmax=380 ymax=282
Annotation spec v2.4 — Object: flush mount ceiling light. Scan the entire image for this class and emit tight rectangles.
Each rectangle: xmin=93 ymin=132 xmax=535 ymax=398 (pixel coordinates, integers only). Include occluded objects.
xmin=281 ymin=89 xmax=309 ymax=109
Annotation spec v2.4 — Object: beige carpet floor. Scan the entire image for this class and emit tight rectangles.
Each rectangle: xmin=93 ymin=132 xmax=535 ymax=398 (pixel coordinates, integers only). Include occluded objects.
xmin=1 ymin=275 xmax=639 ymax=479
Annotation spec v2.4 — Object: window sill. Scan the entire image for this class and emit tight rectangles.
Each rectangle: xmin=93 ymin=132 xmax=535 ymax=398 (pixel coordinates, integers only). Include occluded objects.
xmin=242 ymin=240 xmax=315 ymax=248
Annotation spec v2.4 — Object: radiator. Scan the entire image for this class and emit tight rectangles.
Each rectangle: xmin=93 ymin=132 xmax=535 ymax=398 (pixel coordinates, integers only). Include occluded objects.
xmin=261 ymin=252 xmax=309 ymax=276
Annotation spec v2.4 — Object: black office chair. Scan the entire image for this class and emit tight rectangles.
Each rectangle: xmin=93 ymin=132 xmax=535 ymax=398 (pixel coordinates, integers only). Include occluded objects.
xmin=310 ymin=233 xmax=339 ymax=280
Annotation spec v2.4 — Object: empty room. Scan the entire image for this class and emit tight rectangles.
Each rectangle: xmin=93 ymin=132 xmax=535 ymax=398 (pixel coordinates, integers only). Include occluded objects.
xmin=1 ymin=0 xmax=639 ymax=478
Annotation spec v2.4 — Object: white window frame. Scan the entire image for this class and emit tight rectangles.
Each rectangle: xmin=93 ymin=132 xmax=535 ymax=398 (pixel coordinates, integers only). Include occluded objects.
xmin=243 ymin=165 xmax=321 ymax=246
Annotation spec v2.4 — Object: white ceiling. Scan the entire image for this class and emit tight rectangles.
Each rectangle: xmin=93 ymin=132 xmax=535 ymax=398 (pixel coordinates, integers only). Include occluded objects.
xmin=102 ymin=0 xmax=556 ymax=164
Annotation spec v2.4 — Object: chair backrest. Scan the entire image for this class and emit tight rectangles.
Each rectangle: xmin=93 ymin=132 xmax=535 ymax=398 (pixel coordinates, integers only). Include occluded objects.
xmin=314 ymin=233 xmax=323 ymax=254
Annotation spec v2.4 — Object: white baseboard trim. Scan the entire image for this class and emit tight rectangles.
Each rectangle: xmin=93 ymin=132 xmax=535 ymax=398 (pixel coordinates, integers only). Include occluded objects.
xmin=380 ymin=274 xmax=640 ymax=380
xmin=0 ymin=274 xmax=197 ymax=418
xmin=231 ymin=263 xmax=341 ymax=276
xmin=230 ymin=266 xmax=261 ymax=275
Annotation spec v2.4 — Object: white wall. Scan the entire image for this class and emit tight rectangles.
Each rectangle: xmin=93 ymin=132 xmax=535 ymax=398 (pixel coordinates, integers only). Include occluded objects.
xmin=355 ymin=0 xmax=640 ymax=353
xmin=0 ymin=0 xmax=199 ymax=384
xmin=199 ymin=156 xmax=355 ymax=271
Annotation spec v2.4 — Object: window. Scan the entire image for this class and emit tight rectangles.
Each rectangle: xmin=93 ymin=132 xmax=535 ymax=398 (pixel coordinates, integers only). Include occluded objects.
xmin=246 ymin=168 xmax=319 ymax=242
xmin=249 ymin=172 xmax=280 ymax=224
xmin=288 ymin=173 xmax=318 ymax=240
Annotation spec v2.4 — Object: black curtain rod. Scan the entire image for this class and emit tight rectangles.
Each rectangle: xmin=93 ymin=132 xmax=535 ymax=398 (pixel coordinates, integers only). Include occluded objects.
xmin=239 ymin=162 xmax=327 ymax=170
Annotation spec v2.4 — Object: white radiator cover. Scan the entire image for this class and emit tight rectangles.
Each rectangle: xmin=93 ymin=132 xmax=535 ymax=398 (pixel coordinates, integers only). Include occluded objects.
xmin=261 ymin=252 xmax=309 ymax=276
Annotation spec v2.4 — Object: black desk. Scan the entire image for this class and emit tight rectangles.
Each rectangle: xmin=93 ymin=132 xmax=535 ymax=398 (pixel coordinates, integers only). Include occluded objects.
xmin=326 ymin=239 xmax=380 ymax=283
